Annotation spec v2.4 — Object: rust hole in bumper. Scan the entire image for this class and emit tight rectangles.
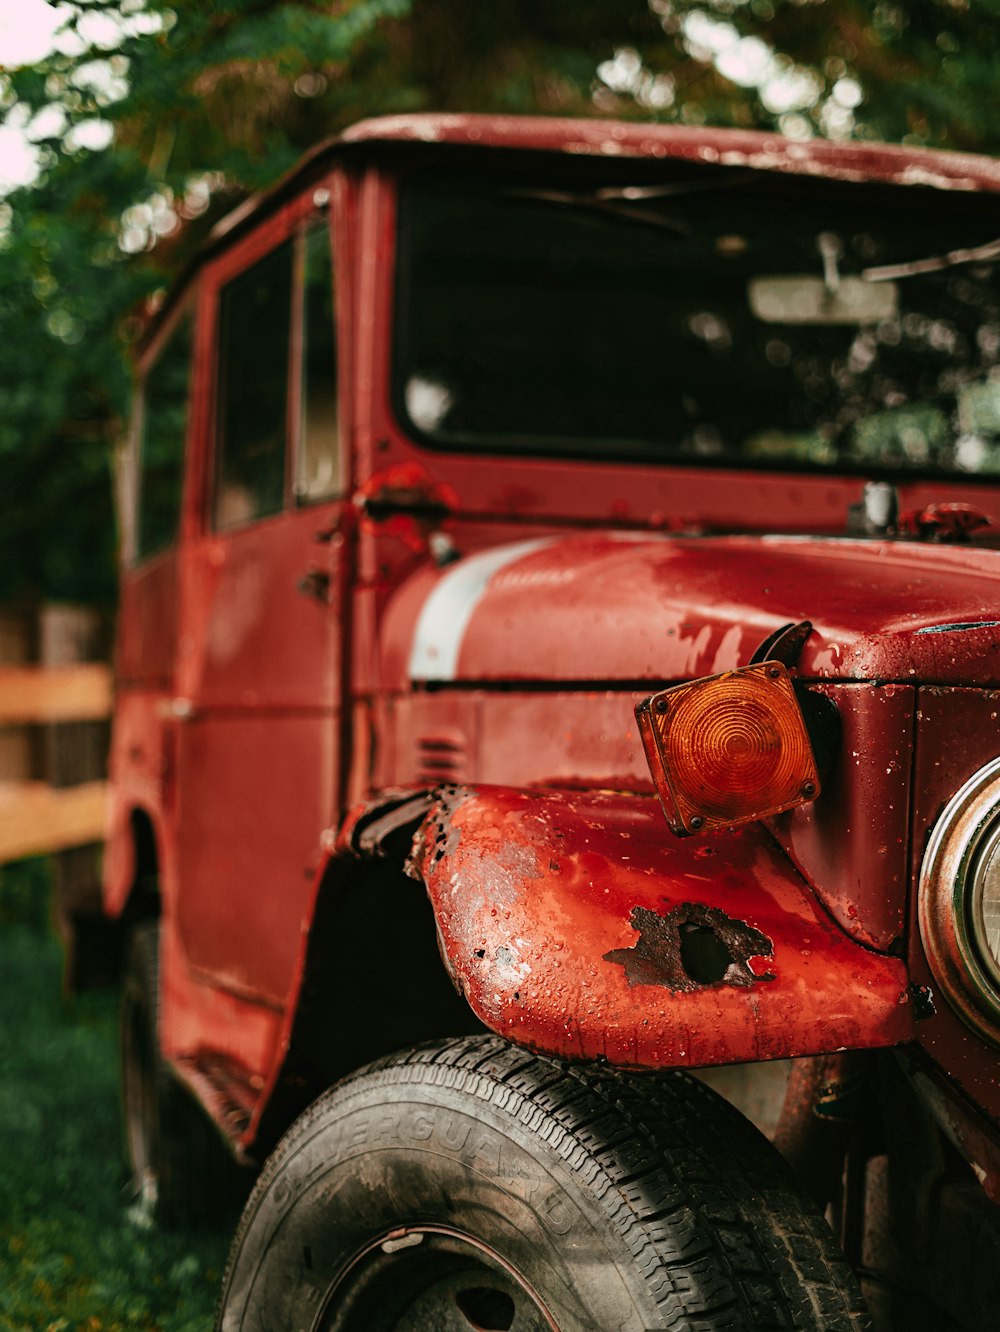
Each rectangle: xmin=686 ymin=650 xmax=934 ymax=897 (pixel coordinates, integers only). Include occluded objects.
xmin=603 ymin=902 xmax=775 ymax=992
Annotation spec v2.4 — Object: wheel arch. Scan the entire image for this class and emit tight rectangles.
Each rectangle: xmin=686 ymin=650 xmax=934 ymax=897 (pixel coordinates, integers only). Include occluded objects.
xmin=247 ymin=791 xmax=484 ymax=1157
xmin=110 ymin=804 xmax=164 ymax=933
xmin=75 ymin=803 xmax=164 ymax=993
xmin=59 ymin=797 xmax=165 ymax=994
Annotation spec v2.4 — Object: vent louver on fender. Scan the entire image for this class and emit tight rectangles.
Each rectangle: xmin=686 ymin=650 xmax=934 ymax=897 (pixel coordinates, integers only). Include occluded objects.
xmin=415 ymin=734 xmax=467 ymax=784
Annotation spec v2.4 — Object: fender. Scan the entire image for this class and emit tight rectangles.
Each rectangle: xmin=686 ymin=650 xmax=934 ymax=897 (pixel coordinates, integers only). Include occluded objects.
xmin=407 ymin=784 xmax=915 ymax=1068
xmin=244 ymin=782 xmax=915 ymax=1156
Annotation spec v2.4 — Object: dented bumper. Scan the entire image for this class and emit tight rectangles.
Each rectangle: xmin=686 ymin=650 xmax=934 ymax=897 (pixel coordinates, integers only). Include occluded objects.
xmin=408 ymin=785 xmax=914 ymax=1069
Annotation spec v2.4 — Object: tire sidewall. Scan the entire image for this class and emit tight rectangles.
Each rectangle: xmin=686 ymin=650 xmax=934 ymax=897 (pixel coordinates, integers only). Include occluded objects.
xmin=221 ymin=1072 xmax=656 ymax=1331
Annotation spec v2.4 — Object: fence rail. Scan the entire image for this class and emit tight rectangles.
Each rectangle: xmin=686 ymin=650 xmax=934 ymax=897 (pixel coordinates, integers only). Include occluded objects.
xmin=0 ymin=663 xmax=112 ymax=725
xmin=0 ymin=662 xmax=111 ymax=865
xmin=0 ymin=779 xmax=108 ymax=863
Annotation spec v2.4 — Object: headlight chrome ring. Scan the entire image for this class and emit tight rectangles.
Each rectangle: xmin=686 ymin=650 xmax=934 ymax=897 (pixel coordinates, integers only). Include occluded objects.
xmin=919 ymin=756 xmax=1000 ymax=1047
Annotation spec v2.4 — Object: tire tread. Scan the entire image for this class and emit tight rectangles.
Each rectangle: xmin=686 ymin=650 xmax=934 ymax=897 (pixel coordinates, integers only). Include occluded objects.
xmin=219 ymin=1035 xmax=870 ymax=1330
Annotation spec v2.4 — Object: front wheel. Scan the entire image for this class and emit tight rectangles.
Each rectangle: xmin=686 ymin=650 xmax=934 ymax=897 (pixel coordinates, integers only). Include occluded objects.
xmin=218 ymin=1037 xmax=869 ymax=1330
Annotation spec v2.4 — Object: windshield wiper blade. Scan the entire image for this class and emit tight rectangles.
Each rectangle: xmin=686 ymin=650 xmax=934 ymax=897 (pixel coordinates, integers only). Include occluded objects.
xmin=595 ymin=171 xmax=758 ymax=201
xmin=863 ymin=236 xmax=1000 ymax=281
xmin=502 ymin=170 xmax=760 ymax=235
xmin=502 ymin=187 xmax=690 ymax=234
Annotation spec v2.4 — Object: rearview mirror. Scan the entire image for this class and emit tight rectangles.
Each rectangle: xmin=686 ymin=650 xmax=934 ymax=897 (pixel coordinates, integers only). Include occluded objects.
xmin=749 ymin=275 xmax=899 ymax=325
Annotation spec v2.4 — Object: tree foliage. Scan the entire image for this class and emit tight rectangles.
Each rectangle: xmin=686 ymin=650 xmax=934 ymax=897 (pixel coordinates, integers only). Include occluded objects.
xmin=3 ymin=0 xmax=1000 ymax=603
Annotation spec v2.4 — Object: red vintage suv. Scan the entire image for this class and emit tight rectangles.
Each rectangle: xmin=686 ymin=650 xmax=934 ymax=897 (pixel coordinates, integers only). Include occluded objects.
xmin=101 ymin=114 xmax=1000 ymax=1330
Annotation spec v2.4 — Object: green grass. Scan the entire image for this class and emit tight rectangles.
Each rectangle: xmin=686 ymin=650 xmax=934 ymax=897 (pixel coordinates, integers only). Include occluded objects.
xmin=0 ymin=864 xmax=230 ymax=1332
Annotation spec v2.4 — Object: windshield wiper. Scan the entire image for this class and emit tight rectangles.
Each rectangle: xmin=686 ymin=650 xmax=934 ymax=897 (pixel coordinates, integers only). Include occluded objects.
xmin=502 ymin=187 xmax=690 ymax=234
xmin=595 ymin=171 xmax=757 ymax=201
xmin=863 ymin=236 xmax=1000 ymax=282
xmin=503 ymin=171 xmax=759 ymax=235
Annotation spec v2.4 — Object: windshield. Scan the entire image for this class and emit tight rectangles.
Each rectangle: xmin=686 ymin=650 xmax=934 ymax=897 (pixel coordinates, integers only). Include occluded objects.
xmin=395 ymin=159 xmax=1000 ymax=477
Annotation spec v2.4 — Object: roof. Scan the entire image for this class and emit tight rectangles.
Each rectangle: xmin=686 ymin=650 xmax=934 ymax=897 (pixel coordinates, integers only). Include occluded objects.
xmin=140 ymin=113 xmax=1000 ymax=351
xmin=212 ymin=113 xmax=1000 ymax=245
xmin=340 ymin=113 xmax=1000 ymax=192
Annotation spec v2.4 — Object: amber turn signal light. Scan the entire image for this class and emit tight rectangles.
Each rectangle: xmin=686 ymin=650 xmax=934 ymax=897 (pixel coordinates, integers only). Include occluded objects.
xmin=636 ymin=661 xmax=821 ymax=837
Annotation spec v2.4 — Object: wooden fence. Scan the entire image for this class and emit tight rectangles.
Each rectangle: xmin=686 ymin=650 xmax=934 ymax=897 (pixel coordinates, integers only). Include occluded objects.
xmin=0 ymin=609 xmax=111 ymax=865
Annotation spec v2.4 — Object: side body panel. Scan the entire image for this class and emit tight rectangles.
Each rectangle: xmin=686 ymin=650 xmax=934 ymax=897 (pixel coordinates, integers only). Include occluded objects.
xmin=107 ymin=169 xmax=359 ymax=1117
xmin=106 ymin=287 xmax=200 ymax=919
xmin=167 ymin=186 xmax=344 ymax=1051
xmin=115 ymin=555 xmax=179 ymax=691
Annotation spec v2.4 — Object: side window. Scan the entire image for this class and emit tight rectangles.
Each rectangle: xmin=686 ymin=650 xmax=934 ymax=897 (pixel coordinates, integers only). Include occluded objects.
xmin=136 ymin=311 xmax=192 ymax=562
xmin=214 ymin=242 xmax=293 ymax=529
xmin=296 ymin=225 xmax=339 ymax=502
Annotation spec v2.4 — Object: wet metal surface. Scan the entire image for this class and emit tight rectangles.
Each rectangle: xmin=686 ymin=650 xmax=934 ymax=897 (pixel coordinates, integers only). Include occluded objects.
xmin=383 ymin=532 xmax=1000 ymax=689
xmin=409 ymin=784 xmax=913 ymax=1069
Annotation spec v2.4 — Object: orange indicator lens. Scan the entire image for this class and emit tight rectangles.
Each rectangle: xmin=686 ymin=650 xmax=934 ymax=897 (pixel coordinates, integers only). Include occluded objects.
xmin=636 ymin=661 xmax=821 ymax=836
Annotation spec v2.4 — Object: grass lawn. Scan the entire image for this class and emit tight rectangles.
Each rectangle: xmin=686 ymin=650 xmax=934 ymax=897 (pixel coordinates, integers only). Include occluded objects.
xmin=0 ymin=865 xmax=231 ymax=1332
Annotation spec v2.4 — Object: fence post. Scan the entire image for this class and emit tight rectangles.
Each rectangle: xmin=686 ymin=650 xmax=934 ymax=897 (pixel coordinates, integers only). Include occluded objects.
xmin=0 ymin=608 xmax=36 ymax=786
xmin=40 ymin=604 xmax=114 ymax=988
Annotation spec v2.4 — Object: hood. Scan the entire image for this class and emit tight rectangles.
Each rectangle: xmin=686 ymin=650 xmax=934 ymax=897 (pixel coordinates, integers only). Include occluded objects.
xmin=381 ymin=532 xmax=1000 ymax=688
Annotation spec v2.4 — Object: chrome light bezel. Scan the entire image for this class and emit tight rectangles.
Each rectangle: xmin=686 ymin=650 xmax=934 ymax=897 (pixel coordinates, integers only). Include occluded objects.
xmin=919 ymin=756 xmax=1000 ymax=1047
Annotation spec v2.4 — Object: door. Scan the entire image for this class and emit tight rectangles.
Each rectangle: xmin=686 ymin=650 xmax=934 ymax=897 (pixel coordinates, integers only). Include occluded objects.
xmin=174 ymin=193 xmax=345 ymax=1010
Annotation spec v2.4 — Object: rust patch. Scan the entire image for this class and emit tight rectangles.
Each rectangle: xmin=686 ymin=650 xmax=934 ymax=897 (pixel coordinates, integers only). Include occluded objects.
xmin=603 ymin=902 xmax=775 ymax=992
xmin=347 ymin=789 xmax=441 ymax=859
xmin=404 ymin=783 xmax=472 ymax=880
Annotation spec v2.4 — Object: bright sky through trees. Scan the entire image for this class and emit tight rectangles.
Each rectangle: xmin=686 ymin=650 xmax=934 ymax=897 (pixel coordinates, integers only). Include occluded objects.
xmin=0 ymin=0 xmax=65 ymax=190
xmin=0 ymin=0 xmax=157 ymax=193
xmin=0 ymin=0 xmax=65 ymax=66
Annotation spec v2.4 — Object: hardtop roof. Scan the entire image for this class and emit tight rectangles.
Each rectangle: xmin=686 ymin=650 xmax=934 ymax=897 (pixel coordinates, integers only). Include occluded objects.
xmin=227 ymin=112 xmax=1000 ymax=239
xmin=141 ymin=113 xmax=1000 ymax=351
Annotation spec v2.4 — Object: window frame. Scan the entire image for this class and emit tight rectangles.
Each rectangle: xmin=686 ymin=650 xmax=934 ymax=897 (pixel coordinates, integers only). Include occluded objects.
xmin=202 ymin=187 xmax=339 ymax=538
xmin=125 ymin=291 xmax=196 ymax=569
xmin=212 ymin=237 xmax=296 ymax=532
xmin=294 ymin=218 xmax=341 ymax=506
xmin=390 ymin=160 xmax=1000 ymax=485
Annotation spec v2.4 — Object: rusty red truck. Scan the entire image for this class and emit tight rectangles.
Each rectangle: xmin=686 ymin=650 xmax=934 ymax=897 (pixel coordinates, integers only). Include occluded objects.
xmin=99 ymin=114 xmax=1000 ymax=1329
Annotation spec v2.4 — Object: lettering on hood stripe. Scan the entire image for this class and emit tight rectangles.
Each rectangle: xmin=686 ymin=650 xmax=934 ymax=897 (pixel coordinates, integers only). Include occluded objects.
xmin=409 ymin=538 xmax=557 ymax=680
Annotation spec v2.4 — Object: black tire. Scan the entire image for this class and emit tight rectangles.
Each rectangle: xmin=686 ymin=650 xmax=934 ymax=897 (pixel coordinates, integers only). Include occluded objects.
xmin=217 ymin=1035 xmax=870 ymax=1331
xmin=121 ymin=921 xmax=251 ymax=1226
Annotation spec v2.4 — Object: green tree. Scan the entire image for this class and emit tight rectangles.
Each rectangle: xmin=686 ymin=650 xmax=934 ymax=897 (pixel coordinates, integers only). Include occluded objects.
xmin=0 ymin=0 xmax=415 ymax=604
xmin=651 ymin=0 xmax=1000 ymax=151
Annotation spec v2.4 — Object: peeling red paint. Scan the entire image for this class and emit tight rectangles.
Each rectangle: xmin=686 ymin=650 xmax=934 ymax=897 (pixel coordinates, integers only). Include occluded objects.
xmin=381 ymin=533 xmax=1000 ymax=690
xmin=410 ymin=785 xmax=913 ymax=1069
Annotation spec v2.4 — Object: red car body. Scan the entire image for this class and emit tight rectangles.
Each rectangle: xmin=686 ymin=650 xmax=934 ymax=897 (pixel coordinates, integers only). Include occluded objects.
xmin=103 ymin=115 xmax=1000 ymax=1325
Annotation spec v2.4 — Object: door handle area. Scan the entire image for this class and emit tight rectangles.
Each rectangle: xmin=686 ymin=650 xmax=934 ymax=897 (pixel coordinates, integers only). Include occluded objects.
xmin=157 ymin=697 xmax=196 ymax=721
xmin=297 ymin=568 xmax=331 ymax=604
